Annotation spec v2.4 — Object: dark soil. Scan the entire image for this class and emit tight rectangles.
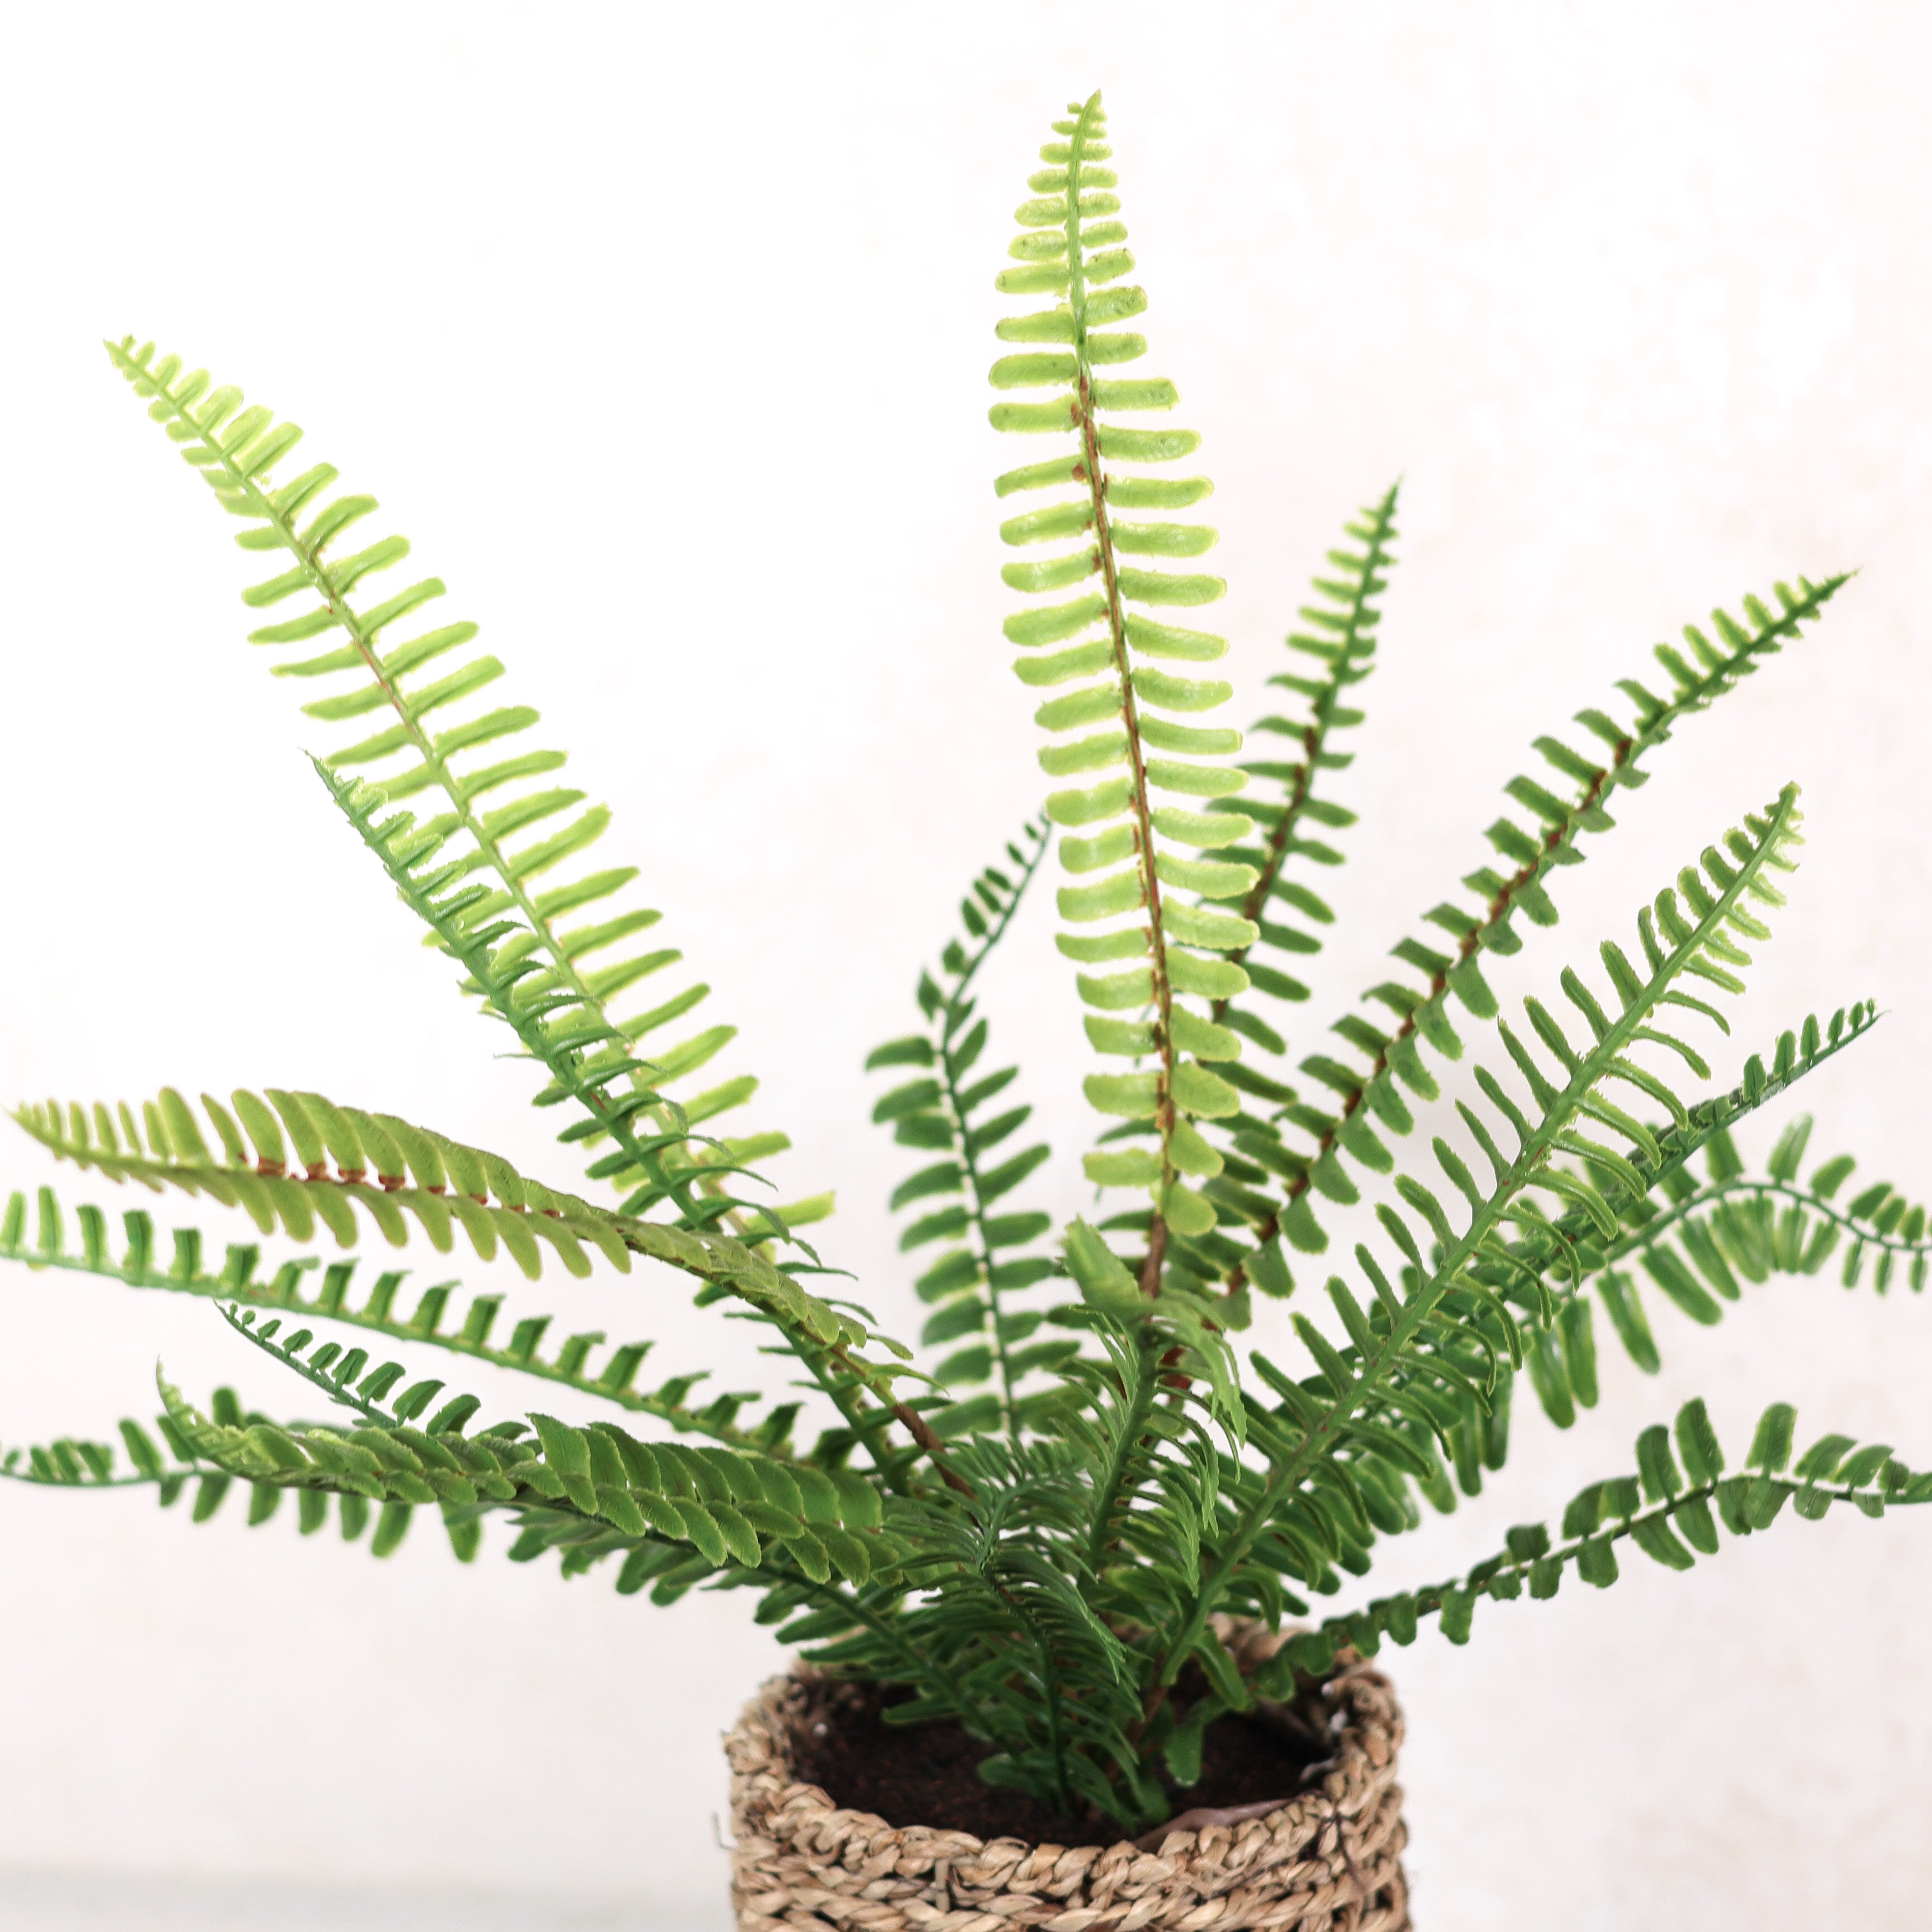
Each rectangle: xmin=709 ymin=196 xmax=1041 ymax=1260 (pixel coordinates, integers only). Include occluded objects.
xmin=787 ymin=1676 xmax=1330 ymax=1847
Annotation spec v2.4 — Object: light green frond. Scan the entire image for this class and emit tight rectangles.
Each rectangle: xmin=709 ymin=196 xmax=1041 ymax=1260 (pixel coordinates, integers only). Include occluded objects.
xmin=990 ymin=94 xmax=1250 ymax=1261
xmin=104 ymin=337 xmax=804 ymax=1234
xmin=11 ymin=1085 xmax=627 ymax=1280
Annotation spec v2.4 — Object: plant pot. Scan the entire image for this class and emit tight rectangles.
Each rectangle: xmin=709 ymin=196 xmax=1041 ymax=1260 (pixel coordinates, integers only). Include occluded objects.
xmin=724 ymin=1621 xmax=1411 ymax=1932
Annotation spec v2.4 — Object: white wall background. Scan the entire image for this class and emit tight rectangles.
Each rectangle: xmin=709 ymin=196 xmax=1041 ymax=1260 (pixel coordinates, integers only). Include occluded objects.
xmin=1 ymin=3 xmax=1929 ymax=1927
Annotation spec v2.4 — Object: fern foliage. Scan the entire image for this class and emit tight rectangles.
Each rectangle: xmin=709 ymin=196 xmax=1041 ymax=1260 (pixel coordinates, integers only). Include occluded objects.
xmin=1208 ymin=486 xmax=1392 ymax=1065
xmin=1220 ymin=576 xmax=1847 ymax=1277
xmin=990 ymin=92 xmax=1262 ymax=1269
xmin=867 ymin=819 xmax=1068 ymax=1439
xmin=106 ymin=337 xmax=803 ymax=1240
xmin=14 ymin=1086 xmax=631 ymax=1277
xmin=0 ymin=93 xmax=1921 ymax=1847
xmin=154 ymin=1313 xmax=897 ymax=1590
xmin=0 ymin=1189 xmax=806 ymax=1453
xmin=1259 ymin=1398 xmax=1932 ymax=1676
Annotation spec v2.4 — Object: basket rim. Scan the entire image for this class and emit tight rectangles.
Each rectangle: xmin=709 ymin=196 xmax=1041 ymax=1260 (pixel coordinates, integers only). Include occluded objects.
xmin=727 ymin=1621 xmax=1404 ymax=1864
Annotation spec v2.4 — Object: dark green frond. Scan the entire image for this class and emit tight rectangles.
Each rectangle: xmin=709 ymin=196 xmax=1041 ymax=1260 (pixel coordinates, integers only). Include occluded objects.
xmin=1208 ymin=484 xmax=1394 ymax=1057
xmin=1226 ymin=580 xmax=1844 ymax=1278
xmin=162 ymin=1333 xmax=898 ymax=1593
xmin=1263 ymin=1398 xmax=1932 ymax=1669
xmin=0 ymin=1189 xmax=804 ymax=1456
xmin=867 ymin=817 xmax=1065 ymax=1438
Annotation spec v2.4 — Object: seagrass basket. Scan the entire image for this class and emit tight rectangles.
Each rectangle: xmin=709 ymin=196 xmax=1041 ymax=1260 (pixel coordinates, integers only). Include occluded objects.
xmin=724 ymin=1621 xmax=1411 ymax=1932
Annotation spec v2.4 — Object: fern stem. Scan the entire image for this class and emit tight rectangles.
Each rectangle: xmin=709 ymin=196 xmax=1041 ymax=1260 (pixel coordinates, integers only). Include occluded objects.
xmin=1061 ymin=98 xmax=1174 ymax=1296
xmin=0 ymin=1469 xmax=170 ymax=1492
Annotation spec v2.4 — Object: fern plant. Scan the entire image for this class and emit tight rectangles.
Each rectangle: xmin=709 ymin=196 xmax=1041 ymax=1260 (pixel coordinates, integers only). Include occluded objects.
xmin=5 ymin=88 xmax=1927 ymax=1840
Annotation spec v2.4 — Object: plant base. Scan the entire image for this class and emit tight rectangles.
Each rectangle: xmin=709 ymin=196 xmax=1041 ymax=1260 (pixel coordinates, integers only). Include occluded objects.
xmin=724 ymin=1620 xmax=1411 ymax=1932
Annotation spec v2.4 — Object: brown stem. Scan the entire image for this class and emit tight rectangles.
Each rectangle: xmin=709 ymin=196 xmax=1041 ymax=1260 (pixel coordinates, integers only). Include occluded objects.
xmin=1210 ymin=723 xmax=1317 ymax=1027
xmin=824 ymin=1344 xmax=977 ymax=1499
xmin=1061 ymin=108 xmax=1172 ymax=1301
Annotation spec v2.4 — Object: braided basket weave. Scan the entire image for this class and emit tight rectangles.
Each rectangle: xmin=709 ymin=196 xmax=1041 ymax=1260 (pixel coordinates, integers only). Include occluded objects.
xmin=724 ymin=1621 xmax=1411 ymax=1932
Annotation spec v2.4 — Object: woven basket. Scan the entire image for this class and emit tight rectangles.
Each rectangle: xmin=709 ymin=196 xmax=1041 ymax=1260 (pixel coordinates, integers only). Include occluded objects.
xmin=724 ymin=1620 xmax=1411 ymax=1932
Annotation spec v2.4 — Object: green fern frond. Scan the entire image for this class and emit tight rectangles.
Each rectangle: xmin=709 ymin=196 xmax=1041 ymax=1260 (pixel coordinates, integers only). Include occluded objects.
xmin=0 ymin=1191 xmax=806 ymax=1455
xmin=1462 ymin=1002 xmax=1885 ymax=1406
xmin=867 ymin=818 xmax=1067 ymax=1438
xmin=0 ymin=1415 xmax=188 ymax=1494
xmin=1104 ymin=489 xmax=1393 ymax=1309
xmin=160 ymin=1328 xmax=899 ymax=1592
xmin=319 ymin=765 xmax=814 ymax=1241
xmin=1 ymin=1080 xmax=915 ymax=1449
xmin=0 ymin=1377 xmax=408 ymax=1549
xmin=11 ymin=1085 xmax=629 ymax=1279
xmin=990 ymin=93 xmax=1254 ymax=1267
xmin=1224 ymin=578 xmax=1845 ymax=1278
xmin=1209 ymin=485 xmax=1394 ymax=1061
xmin=1629 ymin=1124 xmax=1932 ymax=1311
xmin=1250 ymin=765 xmax=1819 ymax=1264
xmin=1259 ymin=1398 xmax=1932 ymax=1671
xmin=104 ymin=338 xmax=799 ymax=1234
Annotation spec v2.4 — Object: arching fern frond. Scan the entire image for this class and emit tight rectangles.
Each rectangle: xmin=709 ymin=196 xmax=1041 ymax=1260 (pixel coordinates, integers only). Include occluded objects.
xmin=1 ymin=1413 xmax=188 ymax=1495
xmin=991 ymin=92 xmax=1257 ymax=1277
xmin=1257 ymin=1398 xmax=1932 ymax=1674
xmin=105 ymin=338 xmax=801 ymax=1236
xmin=1230 ymin=585 xmax=1844 ymax=1269
xmin=867 ymin=817 xmax=1066 ymax=1439
xmin=2 ymin=1088 xmax=918 ymax=1464
xmin=159 ymin=1332 xmax=899 ymax=1593
xmin=12 ymin=1085 xmax=630 ymax=1279
xmin=1209 ymin=485 xmax=1394 ymax=1065
xmin=1628 ymin=1104 xmax=1932 ymax=1306
xmin=0 ymin=1191 xmax=805 ymax=1455
xmin=0 ymin=1376 xmax=421 ymax=1551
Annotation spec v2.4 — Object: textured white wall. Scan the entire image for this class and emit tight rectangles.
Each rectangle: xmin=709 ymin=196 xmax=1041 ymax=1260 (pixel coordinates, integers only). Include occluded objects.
xmin=1 ymin=3 xmax=1930 ymax=1927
